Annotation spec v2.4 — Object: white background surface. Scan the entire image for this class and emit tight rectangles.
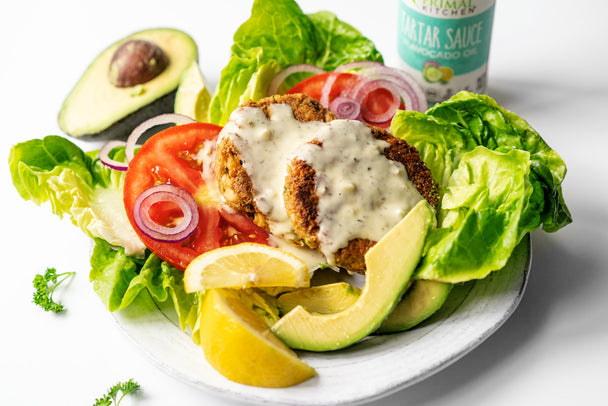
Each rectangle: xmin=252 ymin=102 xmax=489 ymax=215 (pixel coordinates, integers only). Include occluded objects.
xmin=2 ymin=0 xmax=607 ymax=405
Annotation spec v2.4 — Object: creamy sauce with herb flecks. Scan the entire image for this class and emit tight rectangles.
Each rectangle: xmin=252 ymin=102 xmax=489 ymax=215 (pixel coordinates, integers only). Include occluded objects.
xmin=292 ymin=119 xmax=423 ymax=264
xmin=219 ymin=103 xmax=422 ymax=267
xmin=219 ymin=104 xmax=326 ymax=240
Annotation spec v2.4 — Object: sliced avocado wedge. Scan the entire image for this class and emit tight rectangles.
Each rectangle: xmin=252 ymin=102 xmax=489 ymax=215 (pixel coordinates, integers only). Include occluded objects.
xmin=174 ymin=61 xmax=211 ymax=122
xmin=271 ymin=200 xmax=435 ymax=352
xmin=376 ymin=280 xmax=452 ymax=334
xmin=58 ymin=28 xmax=197 ymax=140
xmin=277 ymin=282 xmax=361 ymax=315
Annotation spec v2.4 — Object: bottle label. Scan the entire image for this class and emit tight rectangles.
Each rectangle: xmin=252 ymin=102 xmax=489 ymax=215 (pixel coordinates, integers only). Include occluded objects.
xmin=397 ymin=0 xmax=495 ymax=104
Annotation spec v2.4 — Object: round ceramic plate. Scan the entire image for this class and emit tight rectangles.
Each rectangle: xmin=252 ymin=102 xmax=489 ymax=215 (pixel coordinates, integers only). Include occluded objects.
xmin=112 ymin=234 xmax=531 ymax=406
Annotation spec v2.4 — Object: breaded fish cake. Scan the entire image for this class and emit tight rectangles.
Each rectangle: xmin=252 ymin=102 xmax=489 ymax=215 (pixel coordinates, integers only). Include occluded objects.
xmin=284 ymin=121 xmax=439 ymax=274
xmin=214 ymin=94 xmax=335 ymax=235
xmin=215 ymin=93 xmax=438 ymax=274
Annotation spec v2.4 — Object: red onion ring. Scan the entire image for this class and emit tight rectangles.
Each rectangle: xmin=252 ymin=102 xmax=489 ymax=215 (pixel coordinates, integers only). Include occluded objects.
xmin=267 ymin=64 xmax=326 ymax=96
xmin=133 ymin=184 xmax=199 ymax=242
xmin=333 ymin=60 xmax=385 ymax=73
xmin=271 ymin=61 xmax=427 ymax=126
xmin=351 ymin=79 xmax=401 ymax=124
xmin=98 ymin=140 xmax=128 ymax=171
xmin=319 ymin=62 xmax=427 ymax=123
xmin=329 ymin=96 xmax=361 ymax=120
xmin=125 ymin=113 xmax=197 ymax=163
xmin=354 ymin=66 xmax=427 ymax=112
xmin=319 ymin=71 xmax=342 ymax=108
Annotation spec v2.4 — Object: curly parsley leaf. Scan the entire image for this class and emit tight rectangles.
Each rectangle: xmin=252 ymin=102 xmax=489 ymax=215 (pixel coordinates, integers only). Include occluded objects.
xmin=32 ymin=267 xmax=75 ymax=313
xmin=94 ymin=379 xmax=141 ymax=406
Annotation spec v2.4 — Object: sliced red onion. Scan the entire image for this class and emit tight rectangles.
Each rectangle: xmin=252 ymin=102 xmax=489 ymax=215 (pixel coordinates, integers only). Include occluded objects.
xmin=351 ymin=79 xmax=401 ymax=124
xmin=267 ymin=64 xmax=326 ymax=96
xmin=125 ymin=113 xmax=197 ymax=163
xmin=354 ymin=65 xmax=427 ymax=112
xmin=329 ymin=96 xmax=361 ymax=120
xmin=281 ymin=61 xmax=427 ymax=126
xmin=319 ymin=61 xmax=427 ymax=126
xmin=333 ymin=60 xmax=385 ymax=73
xmin=133 ymin=183 xmax=199 ymax=242
xmin=319 ymin=71 xmax=341 ymax=108
xmin=98 ymin=140 xmax=128 ymax=171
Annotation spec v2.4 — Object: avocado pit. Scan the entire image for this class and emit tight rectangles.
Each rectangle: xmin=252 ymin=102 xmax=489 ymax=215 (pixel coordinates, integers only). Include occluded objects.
xmin=109 ymin=39 xmax=169 ymax=87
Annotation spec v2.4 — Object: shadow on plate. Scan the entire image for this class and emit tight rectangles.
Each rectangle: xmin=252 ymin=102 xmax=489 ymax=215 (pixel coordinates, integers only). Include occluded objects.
xmin=379 ymin=227 xmax=596 ymax=406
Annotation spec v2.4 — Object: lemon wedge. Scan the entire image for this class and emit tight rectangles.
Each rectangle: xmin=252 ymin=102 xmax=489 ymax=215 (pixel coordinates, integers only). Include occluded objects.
xmin=199 ymin=288 xmax=316 ymax=387
xmin=184 ymin=243 xmax=310 ymax=292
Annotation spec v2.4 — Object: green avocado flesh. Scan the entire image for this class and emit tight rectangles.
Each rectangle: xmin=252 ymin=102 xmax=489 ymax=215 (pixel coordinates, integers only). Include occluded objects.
xmin=58 ymin=28 xmax=197 ymax=139
xmin=174 ymin=61 xmax=211 ymax=122
xmin=377 ymin=280 xmax=452 ymax=334
xmin=277 ymin=282 xmax=361 ymax=315
xmin=276 ymin=279 xmax=451 ymax=334
xmin=271 ymin=200 xmax=435 ymax=352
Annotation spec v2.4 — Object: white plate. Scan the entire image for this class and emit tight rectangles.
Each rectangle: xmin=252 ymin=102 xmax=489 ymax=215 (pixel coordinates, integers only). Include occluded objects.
xmin=112 ymin=233 xmax=531 ymax=406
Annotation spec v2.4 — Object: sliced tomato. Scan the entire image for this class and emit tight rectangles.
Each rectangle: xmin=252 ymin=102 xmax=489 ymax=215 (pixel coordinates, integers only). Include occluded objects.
xmin=124 ymin=122 xmax=269 ymax=270
xmin=286 ymin=72 xmax=403 ymax=128
xmin=286 ymin=72 xmax=361 ymax=104
xmin=364 ymin=88 xmax=399 ymax=116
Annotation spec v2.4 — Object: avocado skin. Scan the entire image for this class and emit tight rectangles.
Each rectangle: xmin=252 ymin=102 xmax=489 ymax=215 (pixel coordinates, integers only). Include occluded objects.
xmin=73 ymin=90 xmax=176 ymax=141
xmin=58 ymin=28 xmax=197 ymax=140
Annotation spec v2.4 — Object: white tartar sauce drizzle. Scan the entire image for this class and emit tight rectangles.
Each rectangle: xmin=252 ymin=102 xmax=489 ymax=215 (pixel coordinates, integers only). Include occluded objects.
xmin=219 ymin=103 xmax=423 ymax=268
xmin=193 ymin=138 xmax=222 ymax=204
xmin=219 ymin=104 xmax=325 ymax=240
xmin=292 ymin=119 xmax=423 ymax=264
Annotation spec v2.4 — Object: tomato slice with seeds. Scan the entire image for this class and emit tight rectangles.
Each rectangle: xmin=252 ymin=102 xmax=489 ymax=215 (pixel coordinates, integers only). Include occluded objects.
xmin=123 ymin=122 xmax=270 ymax=270
xmin=286 ymin=72 xmax=361 ymax=104
xmin=286 ymin=72 xmax=403 ymax=128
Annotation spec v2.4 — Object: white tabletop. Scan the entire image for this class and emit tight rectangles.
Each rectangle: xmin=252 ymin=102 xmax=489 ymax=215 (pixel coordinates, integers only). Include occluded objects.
xmin=2 ymin=1 xmax=607 ymax=405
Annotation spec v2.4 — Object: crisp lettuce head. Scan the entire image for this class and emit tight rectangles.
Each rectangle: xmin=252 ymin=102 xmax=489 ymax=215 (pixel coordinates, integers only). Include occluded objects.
xmin=8 ymin=135 xmax=145 ymax=255
xmin=89 ymin=238 xmax=200 ymax=332
xmin=391 ymin=92 xmax=572 ymax=283
xmin=426 ymin=92 xmax=570 ymax=233
xmin=419 ymin=147 xmax=533 ymax=281
xmin=9 ymin=136 xmax=199 ymax=332
xmin=208 ymin=0 xmax=383 ymax=125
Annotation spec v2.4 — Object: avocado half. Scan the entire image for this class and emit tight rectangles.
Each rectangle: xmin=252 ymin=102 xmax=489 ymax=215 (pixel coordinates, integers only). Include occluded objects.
xmin=58 ymin=28 xmax=198 ymax=140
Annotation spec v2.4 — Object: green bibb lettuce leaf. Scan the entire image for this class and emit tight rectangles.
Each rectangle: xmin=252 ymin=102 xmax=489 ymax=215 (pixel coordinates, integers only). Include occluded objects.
xmin=9 ymin=136 xmax=145 ymax=256
xmin=391 ymin=92 xmax=572 ymax=283
xmin=418 ymin=147 xmax=533 ymax=281
xmin=208 ymin=0 xmax=383 ymax=125
xmin=426 ymin=92 xmax=571 ymax=233
xmin=89 ymin=238 xmax=200 ymax=332
xmin=8 ymin=136 xmax=199 ymax=334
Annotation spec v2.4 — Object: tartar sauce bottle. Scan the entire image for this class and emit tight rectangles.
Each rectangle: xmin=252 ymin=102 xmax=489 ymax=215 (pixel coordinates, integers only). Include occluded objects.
xmin=397 ymin=0 xmax=495 ymax=105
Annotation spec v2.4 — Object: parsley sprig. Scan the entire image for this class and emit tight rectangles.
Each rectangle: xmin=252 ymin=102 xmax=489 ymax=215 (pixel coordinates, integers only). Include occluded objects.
xmin=32 ymin=267 xmax=75 ymax=313
xmin=94 ymin=379 xmax=141 ymax=406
